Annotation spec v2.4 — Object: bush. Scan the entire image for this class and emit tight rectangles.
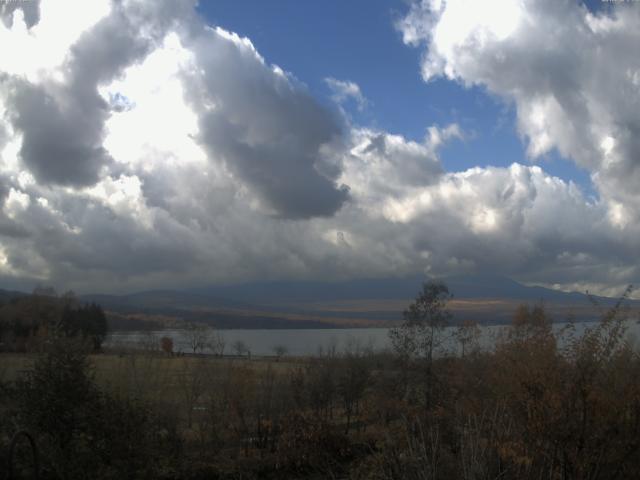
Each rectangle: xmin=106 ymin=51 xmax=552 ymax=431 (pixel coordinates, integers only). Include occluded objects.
xmin=11 ymin=338 xmax=178 ymax=479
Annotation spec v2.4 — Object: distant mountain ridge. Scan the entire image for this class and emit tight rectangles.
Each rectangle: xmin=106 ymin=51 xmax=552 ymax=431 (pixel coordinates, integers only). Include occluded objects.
xmin=189 ymin=274 xmax=618 ymax=305
xmin=443 ymin=274 xmax=599 ymax=302
xmin=1 ymin=275 xmax=636 ymax=329
xmin=0 ymin=288 xmax=28 ymax=303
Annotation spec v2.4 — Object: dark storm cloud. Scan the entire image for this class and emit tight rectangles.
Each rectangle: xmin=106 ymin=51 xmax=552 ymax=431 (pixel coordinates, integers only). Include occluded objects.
xmin=196 ymin=111 xmax=349 ymax=218
xmin=5 ymin=78 xmax=112 ymax=186
xmin=34 ymin=203 xmax=202 ymax=276
xmin=184 ymin=29 xmax=350 ymax=219
xmin=0 ymin=175 xmax=29 ymax=238
xmin=0 ymin=216 xmax=30 ymax=238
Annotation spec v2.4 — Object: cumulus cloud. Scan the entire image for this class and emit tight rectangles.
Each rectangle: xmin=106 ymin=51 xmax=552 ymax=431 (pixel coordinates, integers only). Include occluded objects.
xmin=0 ymin=0 xmax=352 ymax=289
xmin=337 ymin=123 xmax=640 ymax=287
xmin=339 ymin=126 xmax=456 ymax=211
xmin=398 ymin=0 xmax=640 ymax=224
xmin=182 ymin=28 xmax=350 ymax=219
xmin=1 ymin=0 xmax=195 ymax=186
xmin=0 ymin=0 xmax=638 ymax=296
xmin=3 ymin=77 xmax=113 ymax=186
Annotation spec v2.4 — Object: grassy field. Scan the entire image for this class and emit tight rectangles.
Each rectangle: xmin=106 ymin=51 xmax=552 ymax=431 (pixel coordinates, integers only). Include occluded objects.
xmin=0 ymin=353 xmax=34 ymax=382
xmin=1 ymin=350 xmax=303 ymax=375
xmin=1 ymin=350 xmax=306 ymax=410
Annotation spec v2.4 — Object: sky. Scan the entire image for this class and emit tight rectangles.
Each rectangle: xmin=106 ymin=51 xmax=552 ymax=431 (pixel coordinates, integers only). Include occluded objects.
xmin=0 ymin=0 xmax=639 ymax=296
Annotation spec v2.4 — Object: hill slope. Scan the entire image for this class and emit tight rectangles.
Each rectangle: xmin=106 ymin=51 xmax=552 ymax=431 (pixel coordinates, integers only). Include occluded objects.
xmin=3 ymin=276 xmax=635 ymax=329
xmin=88 ymin=275 xmax=638 ymax=328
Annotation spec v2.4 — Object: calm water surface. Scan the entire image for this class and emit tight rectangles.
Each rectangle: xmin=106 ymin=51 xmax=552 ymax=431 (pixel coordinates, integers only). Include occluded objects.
xmin=106 ymin=320 xmax=640 ymax=357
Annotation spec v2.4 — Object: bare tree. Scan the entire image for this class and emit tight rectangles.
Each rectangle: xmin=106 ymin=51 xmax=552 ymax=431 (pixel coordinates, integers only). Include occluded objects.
xmin=137 ymin=331 xmax=159 ymax=354
xmin=184 ymin=321 xmax=211 ymax=354
xmin=209 ymin=330 xmax=226 ymax=356
xmin=338 ymin=340 xmax=372 ymax=433
xmin=455 ymin=319 xmax=481 ymax=357
xmin=233 ymin=339 xmax=249 ymax=357
xmin=177 ymin=358 xmax=208 ymax=428
xmin=272 ymin=344 xmax=288 ymax=360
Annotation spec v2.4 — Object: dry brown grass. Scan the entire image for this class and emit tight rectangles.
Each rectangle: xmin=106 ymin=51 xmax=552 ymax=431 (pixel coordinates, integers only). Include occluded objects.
xmin=0 ymin=353 xmax=35 ymax=382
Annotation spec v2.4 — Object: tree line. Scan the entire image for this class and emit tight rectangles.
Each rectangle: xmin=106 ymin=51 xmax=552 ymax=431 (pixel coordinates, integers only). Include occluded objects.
xmin=0 ymin=288 xmax=108 ymax=352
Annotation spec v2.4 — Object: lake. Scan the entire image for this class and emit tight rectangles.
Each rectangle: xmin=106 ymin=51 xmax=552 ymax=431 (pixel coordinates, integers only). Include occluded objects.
xmin=106 ymin=319 xmax=640 ymax=357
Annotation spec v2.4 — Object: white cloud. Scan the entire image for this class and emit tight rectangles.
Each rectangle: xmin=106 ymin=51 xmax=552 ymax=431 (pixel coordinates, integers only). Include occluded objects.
xmin=325 ymin=77 xmax=368 ymax=111
xmin=398 ymin=0 xmax=640 ymax=223
xmin=338 ymin=126 xmax=452 ymax=214
xmin=0 ymin=0 xmax=112 ymax=81
xmin=99 ymin=32 xmax=205 ymax=171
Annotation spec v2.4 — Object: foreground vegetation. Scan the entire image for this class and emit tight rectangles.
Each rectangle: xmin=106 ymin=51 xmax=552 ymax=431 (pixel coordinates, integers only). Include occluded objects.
xmin=2 ymin=284 xmax=640 ymax=479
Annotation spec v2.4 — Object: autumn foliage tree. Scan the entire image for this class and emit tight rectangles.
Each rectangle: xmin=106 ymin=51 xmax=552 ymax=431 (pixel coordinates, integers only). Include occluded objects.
xmin=160 ymin=336 xmax=174 ymax=355
xmin=479 ymin=289 xmax=640 ymax=479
